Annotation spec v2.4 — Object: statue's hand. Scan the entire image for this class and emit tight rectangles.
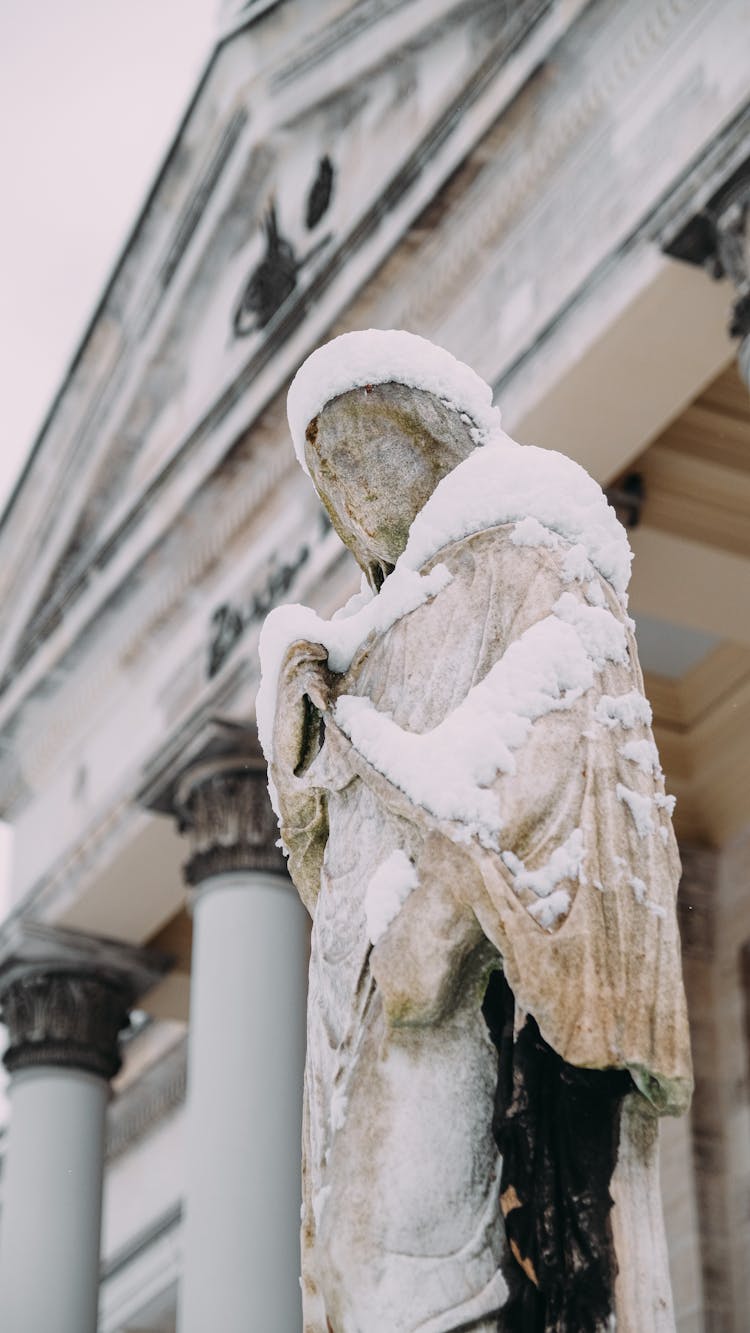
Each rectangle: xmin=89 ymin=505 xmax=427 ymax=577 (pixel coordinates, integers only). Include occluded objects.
xmin=274 ymin=639 xmax=334 ymax=778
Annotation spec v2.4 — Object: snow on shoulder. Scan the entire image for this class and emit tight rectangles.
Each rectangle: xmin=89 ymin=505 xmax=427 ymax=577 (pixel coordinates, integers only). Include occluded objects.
xmin=260 ymin=331 xmax=634 ymax=769
xmin=287 ymin=329 xmax=631 ymax=600
xmin=287 ymin=328 xmax=502 ymax=470
xmin=400 ymin=436 xmax=632 ymax=603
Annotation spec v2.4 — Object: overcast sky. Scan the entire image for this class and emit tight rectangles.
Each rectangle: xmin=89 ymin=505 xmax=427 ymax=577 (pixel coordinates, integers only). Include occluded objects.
xmin=0 ymin=0 xmax=218 ymax=516
xmin=0 ymin=1 xmax=219 ymax=919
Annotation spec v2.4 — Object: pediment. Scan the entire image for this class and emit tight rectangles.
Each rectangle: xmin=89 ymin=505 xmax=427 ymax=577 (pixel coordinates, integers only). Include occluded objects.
xmin=0 ymin=0 xmax=549 ymax=696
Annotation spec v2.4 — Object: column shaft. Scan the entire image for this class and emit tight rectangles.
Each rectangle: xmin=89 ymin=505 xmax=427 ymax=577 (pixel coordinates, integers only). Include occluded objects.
xmin=179 ymin=870 xmax=308 ymax=1333
xmin=0 ymin=1067 xmax=109 ymax=1333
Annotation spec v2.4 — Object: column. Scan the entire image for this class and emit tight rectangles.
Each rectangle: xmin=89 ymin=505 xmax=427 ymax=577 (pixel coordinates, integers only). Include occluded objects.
xmin=0 ymin=922 xmax=167 ymax=1333
xmin=176 ymin=753 xmax=308 ymax=1333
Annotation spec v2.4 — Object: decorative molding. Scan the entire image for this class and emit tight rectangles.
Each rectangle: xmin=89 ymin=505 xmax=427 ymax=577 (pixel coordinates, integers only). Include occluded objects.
xmin=174 ymin=751 xmax=285 ymax=884
xmin=5 ymin=421 xmax=297 ymax=804
xmin=0 ymin=0 xmax=565 ymax=724
xmin=1 ymin=972 xmax=131 ymax=1081
xmin=377 ymin=0 xmax=703 ymax=338
xmin=106 ymin=1036 xmax=188 ymax=1162
xmin=664 ymin=156 xmax=750 ymax=386
xmin=0 ymin=922 xmax=170 ymax=1081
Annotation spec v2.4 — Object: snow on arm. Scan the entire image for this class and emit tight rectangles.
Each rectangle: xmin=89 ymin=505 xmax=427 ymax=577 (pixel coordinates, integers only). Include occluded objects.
xmin=335 ymin=615 xmax=596 ymax=849
xmin=365 ymin=850 xmax=419 ymax=945
xmin=257 ymin=563 xmax=452 ymax=760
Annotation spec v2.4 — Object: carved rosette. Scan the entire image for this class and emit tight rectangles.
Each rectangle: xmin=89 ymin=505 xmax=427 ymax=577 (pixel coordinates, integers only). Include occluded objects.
xmin=1 ymin=970 xmax=132 ymax=1080
xmin=175 ymin=756 xmax=286 ymax=886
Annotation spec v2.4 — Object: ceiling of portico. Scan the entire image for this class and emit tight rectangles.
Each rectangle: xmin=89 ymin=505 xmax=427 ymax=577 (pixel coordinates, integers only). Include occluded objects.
xmin=617 ymin=362 xmax=750 ymax=847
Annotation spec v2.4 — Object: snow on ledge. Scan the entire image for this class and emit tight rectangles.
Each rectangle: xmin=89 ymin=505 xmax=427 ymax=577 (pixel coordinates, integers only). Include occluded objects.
xmin=287 ymin=328 xmax=502 ymax=471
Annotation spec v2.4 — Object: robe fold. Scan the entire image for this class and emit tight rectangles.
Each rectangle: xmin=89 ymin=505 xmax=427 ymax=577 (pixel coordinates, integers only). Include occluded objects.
xmin=271 ymin=517 xmax=692 ymax=1332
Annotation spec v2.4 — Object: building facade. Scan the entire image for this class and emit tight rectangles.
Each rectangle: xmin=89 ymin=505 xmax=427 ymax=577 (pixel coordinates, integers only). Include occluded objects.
xmin=0 ymin=2 xmax=748 ymax=1329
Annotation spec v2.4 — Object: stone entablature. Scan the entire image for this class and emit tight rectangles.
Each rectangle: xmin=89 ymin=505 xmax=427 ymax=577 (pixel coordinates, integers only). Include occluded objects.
xmin=0 ymin=0 xmax=746 ymax=951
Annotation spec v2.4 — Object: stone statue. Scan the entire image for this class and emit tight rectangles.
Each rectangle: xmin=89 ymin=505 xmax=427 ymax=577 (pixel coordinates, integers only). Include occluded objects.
xmin=258 ymin=330 xmax=692 ymax=1333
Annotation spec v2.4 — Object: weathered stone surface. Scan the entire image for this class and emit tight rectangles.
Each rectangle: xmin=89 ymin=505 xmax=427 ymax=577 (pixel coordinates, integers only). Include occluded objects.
xmin=268 ymin=348 xmax=692 ymax=1331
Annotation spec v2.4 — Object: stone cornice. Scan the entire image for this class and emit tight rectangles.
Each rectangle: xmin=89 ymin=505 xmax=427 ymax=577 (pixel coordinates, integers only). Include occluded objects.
xmin=663 ymin=153 xmax=750 ymax=386
xmin=0 ymin=923 xmax=170 ymax=1080
xmin=0 ymin=0 xmax=567 ymax=719
xmin=339 ymin=0 xmax=748 ymax=401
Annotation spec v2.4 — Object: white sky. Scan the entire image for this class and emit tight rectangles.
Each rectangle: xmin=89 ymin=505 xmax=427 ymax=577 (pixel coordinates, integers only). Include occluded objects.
xmin=0 ymin=0 xmax=218 ymax=517
xmin=0 ymin=1 xmax=218 ymax=927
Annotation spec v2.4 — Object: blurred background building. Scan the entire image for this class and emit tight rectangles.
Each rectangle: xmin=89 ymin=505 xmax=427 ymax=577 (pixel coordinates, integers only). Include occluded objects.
xmin=0 ymin=1 xmax=748 ymax=1329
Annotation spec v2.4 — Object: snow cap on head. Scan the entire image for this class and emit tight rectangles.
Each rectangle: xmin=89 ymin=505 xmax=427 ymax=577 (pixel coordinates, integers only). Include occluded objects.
xmin=287 ymin=328 xmax=502 ymax=473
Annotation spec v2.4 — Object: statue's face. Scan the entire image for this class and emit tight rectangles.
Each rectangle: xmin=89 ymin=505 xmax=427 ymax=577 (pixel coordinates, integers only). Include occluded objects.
xmin=304 ymin=382 xmax=476 ymax=590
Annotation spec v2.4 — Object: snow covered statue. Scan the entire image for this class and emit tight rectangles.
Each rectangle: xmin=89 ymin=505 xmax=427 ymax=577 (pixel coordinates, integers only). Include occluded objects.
xmin=258 ymin=330 xmax=692 ymax=1333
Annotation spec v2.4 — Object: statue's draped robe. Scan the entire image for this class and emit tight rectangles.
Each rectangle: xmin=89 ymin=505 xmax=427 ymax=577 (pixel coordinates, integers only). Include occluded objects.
xmin=272 ymin=521 xmax=692 ymax=1333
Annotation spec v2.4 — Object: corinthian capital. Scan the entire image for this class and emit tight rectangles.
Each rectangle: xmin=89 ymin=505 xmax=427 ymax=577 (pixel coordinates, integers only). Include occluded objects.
xmin=175 ymin=754 xmax=286 ymax=885
xmin=0 ymin=922 xmax=169 ymax=1080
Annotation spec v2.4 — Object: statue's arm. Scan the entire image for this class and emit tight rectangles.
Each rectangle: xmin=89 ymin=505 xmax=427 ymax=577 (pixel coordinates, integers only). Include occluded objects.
xmin=270 ymin=640 xmax=333 ymax=915
xmin=370 ymin=832 xmax=496 ymax=1027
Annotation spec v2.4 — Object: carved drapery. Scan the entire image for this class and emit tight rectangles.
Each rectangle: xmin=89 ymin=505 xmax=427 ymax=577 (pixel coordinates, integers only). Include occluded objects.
xmin=175 ymin=754 xmax=286 ymax=885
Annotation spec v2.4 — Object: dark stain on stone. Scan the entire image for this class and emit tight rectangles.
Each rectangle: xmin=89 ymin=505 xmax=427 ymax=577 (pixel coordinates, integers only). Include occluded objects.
xmin=482 ymin=970 xmax=632 ymax=1332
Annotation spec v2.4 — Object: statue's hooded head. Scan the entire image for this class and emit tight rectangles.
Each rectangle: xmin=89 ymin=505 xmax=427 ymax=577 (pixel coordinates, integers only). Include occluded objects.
xmin=287 ymin=330 xmax=500 ymax=591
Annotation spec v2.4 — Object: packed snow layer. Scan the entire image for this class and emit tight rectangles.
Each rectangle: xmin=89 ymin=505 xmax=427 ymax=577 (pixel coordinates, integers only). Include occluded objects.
xmin=287 ymin=330 xmax=631 ymax=598
xmin=334 ymin=612 xmax=600 ymax=849
xmin=512 ymin=827 xmax=585 ymax=898
xmin=256 ymin=564 xmax=451 ymax=760
xmin=654 ymin=792 xmax=677 ymax=816
xmin=552 ymin=593 xmax=628 ymax=668
xmin=364 ymin=850 xmax=419 ymax=945
xmin=616 ymin=784 xmax=656 ymax=838
xmin=398 ymin=434 xmax=632 ymax=603
xmin=499 ymin=828 xmax=584 ymax=931
xmin=510 ymin=516 xmax=560 ymax=550
xmin=287 ymin=329 xmax=502 ymax=470
xmin=262 ymin=325 xmax=640 ymax=929
xmin=620 ymin=737 xmax=661 ymax=776
xmin=595 ymin=691 xmax=652 ymax=730
xmin=629 ymin=875 xmax=667 ymax=919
